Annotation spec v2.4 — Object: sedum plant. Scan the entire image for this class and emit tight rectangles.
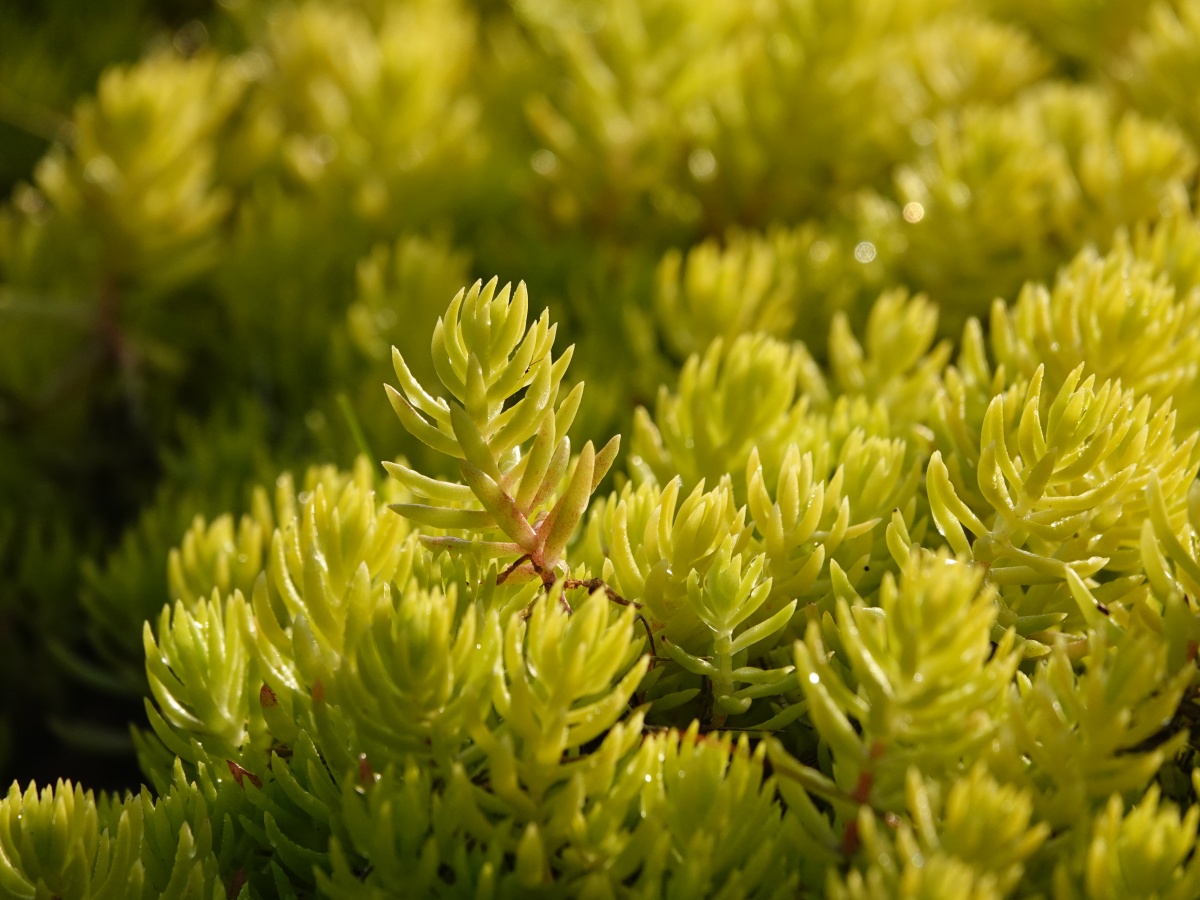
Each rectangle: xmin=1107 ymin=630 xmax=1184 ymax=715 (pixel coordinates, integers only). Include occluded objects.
xmin=10 ymin=0 xmax=1200 ymax=897
xmin=10 ymin=266 xmax=1200 ymax=896
xmin=383 ymin=276 xmax=620 ymax=578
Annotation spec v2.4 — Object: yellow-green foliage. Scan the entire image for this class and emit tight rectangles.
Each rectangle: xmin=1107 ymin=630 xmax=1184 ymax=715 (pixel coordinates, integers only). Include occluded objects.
xmin=1053 ymin=784 xmax=1200 ymax=899
xmin=826 ymin=766 xmax=1048 ymax=900
xmin=867 ymin=84 xmax=1197 ymax=334
xmin=1117 ymin=0 xmax=1200 ymax=150
xmin=0 ymin=773 xmax=234 ymax=900
xmin=8 ymin=1 xmax=1200 ymax=898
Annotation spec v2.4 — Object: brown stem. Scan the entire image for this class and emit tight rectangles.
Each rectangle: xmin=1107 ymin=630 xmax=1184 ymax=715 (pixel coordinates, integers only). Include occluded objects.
xmin=500 ymin=563 xmax=658 ymax=653
xmin=496 ymin=554 xmax=532 ymax=584
xmin=562 ymin=577 xmax=641 ymax=608
xmin=562 ymin=576 xmax=658 ymax=656
xmin=633 ymin=614 xmax=658 ymax=659
xmin=498 ymin=556 xmax=569 ymax=612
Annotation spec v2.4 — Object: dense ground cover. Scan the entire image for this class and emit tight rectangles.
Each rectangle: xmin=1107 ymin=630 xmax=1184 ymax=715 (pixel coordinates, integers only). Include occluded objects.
xmin=7 ymin=0 xmax=1200 ymax=896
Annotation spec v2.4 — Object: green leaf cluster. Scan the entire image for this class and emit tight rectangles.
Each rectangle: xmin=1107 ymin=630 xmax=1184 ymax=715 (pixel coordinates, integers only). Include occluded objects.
xmin=7 ymin=0 xmax=1200 ymax=897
